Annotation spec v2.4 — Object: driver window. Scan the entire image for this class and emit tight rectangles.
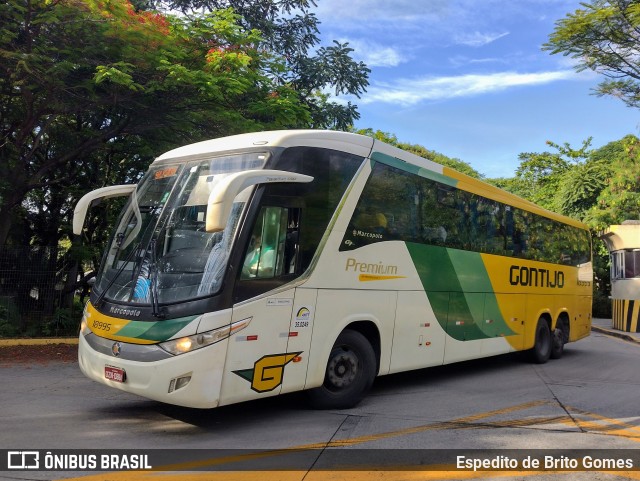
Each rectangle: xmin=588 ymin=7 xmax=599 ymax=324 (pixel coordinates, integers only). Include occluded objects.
xmin=241 ymin=206 xmax=299 ymax=280
xmin=164 ymin=205 xmax=208 ymax=253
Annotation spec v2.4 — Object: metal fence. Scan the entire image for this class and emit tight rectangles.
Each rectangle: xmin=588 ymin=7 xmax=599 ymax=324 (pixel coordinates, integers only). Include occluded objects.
xmin=0 ymin=247 xmax=83 ymax=337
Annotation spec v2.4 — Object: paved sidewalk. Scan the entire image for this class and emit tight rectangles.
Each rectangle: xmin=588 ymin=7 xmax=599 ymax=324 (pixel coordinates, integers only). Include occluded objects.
xmin=0 ymin=337 xmax=78 ymax=347
xmin=591 ymin=317 xmax=640 ymax=344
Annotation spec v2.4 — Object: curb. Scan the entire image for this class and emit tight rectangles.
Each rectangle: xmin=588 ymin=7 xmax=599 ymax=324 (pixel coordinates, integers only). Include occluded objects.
xmin=591 ymin=326 xmax=640 ymax=345
xmin=0 ymin=338 xmax=78 ymax=347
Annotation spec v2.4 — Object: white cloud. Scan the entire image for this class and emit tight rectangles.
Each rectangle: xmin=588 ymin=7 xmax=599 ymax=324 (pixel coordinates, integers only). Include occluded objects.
xmin=449 ymin=55 xmax=509 ymax=68
xmin=340 ymin=38 xmax=408 ymax=67
xmin=314 ymin=0 xmax=447 ymax=23
xmin=361 ymin=70 xmax=577 ymax=105
xmin=362 ymin=47 xmax=406 ymax=68
xmin=454 ymin=31 xmax=510 ymax=47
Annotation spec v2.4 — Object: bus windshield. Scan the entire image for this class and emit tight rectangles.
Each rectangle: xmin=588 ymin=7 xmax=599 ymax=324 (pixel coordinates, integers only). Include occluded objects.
xmin=93 ymin=152 xmax=268 ymax=307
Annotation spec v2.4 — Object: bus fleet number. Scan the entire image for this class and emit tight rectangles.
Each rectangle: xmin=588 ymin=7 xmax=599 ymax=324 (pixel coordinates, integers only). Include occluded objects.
xmin=93 ymin=320 xmax=112 ymax=332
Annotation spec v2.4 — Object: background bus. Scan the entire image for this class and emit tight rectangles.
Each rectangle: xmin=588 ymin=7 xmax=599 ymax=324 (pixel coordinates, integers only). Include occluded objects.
xmin=73 ymin=130 xmax=592 ymax=409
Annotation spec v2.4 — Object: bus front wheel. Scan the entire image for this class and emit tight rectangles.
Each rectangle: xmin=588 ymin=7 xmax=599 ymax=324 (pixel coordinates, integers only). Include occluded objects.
xmin=530 ymin=318 xmax=552 ymax=364
xmin=306 ymin=329 xmax=376 ymax=409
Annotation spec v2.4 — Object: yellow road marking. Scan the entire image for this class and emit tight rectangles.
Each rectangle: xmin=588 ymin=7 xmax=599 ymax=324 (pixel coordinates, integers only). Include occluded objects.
xmin=557 ymin=407 xmax=640 ymax=443
xmin=60 ymin=400 xmax=640 ymax=481
xmin=325 ymin=400 xmax=553 ymax=447
xmin=59 ymin=469 xmax=640 ymax=481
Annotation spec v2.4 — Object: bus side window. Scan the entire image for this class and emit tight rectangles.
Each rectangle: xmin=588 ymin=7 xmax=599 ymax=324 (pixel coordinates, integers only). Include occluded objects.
xmin=241 ymin=206 xmax=300 ymax=280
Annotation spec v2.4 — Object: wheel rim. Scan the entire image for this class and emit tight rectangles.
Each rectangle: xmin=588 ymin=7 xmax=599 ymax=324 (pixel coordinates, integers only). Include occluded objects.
xmin=326 ymin=348 xmax=358 ymax=391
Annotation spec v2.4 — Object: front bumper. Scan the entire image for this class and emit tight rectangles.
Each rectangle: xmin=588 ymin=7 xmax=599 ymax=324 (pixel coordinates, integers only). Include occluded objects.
xmin=78 ymin=333 xmax=227 ymax=409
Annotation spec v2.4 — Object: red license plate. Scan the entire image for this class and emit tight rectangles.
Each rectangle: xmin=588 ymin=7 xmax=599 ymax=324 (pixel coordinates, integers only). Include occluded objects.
xmin=105 ymin=365 xmax=126 ymax=383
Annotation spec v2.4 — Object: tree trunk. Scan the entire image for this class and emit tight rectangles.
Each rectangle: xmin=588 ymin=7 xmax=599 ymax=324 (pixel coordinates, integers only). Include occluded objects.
xmin=0 ymin=187 xmax=27 ymax=246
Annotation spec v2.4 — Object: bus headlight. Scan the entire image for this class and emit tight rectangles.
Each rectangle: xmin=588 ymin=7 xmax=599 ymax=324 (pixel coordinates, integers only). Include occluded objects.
xmin=80 ymin=313 xmax=92 ymax=336
xmin=158 ymin=317 xmax=251 ymax=356
xmin=80 ymin=318 xmax=89 ymax=335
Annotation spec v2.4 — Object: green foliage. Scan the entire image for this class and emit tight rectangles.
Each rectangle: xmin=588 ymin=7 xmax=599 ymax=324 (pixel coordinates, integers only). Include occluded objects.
xmin=557 ymin=162 xmax=609 ymax=219
xmin=493 ymin=134 xmax=640 ymax=321
xmin=545 ymin=0 xmax=640 ymax=108
xmin=545 ymin=0 xmax=640 ymax=318
xmin=585 ymin=135 xmax=640 ymax=229
xmin=504 ymin=135 xmax=640 ymax=230
xmin=0 ymin=0 xmax=320 ymax=332
xmin=41 ymin=305 xmax=82 ymax=337
xmin=0 ymin=298 xmax=19 ymax=337
xmin=0 ymin=0 xmax=313 ymax=249
xmin=142 ymin=0 xmax=370 ymax=129
xmin=592 ymin=238 xmax=612 ymax=318
xmin=508 ymin=139 xmax=593 ymax=211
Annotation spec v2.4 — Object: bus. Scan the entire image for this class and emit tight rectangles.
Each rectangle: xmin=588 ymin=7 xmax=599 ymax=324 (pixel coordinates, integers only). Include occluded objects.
xmin=73 ymin=130 xmax=592 ymax=409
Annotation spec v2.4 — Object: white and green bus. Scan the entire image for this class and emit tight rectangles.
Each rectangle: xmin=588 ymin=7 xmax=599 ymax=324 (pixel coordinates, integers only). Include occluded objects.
xmin=73 ymin=130 xmax=592 ymax=409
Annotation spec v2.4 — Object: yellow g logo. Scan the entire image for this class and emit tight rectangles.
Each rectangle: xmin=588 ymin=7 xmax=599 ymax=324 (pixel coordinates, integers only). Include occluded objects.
xmin=233 ymin=352 xmax=302 ymax=393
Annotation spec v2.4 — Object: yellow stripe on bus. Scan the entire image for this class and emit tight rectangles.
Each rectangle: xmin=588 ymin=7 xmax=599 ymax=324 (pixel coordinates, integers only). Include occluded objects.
xmin=84 ymin=302 xmax=156 ymax=345
xmin=442 ymin=167 xmax=588 ymax=229
xmin=358 ymin=274 xmax=407 ymax=282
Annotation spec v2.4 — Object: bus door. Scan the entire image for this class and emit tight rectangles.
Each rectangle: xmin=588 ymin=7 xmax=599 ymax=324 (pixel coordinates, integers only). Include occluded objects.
xmin=280 ymin=287 xmax=318 ymax=394
xmin=219 ymin=204 xmax=302 ymax=406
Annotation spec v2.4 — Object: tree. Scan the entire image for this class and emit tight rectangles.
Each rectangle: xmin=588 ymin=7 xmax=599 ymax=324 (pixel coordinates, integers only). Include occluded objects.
xmin=0 ymin=0 xmax=311 ymax=247
xmin=140 ymin=0 xmax=370 ymax=129
xmin=557 ymin=162 xmax=610 ymax=219
xmin=500 ymin=139 xmax=593 ymax=211
xmin=587 ymin=135 xmax=640 ymax=228
xmin=545 ymin=0 xmax=640 ymax=108
xmin=493 ymin=135 xmax=640 ymax=319
xmin=545 ymin=0 xmax=640 ymax=315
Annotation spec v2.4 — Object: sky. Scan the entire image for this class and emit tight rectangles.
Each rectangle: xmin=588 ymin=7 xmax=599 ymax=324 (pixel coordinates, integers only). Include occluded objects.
xmin=312 ymin=0 xmax=640 ymax=178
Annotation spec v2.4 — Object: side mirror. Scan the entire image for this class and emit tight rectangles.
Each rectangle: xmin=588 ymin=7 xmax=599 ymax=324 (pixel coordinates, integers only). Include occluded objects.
xmin=73 ymin=185 xmax=136 ymax=235
xmin=206 ymin=170 xmax=313 ymax=232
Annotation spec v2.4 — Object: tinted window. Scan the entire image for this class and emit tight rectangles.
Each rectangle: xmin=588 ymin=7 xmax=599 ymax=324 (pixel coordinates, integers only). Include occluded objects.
xmin=341 ymin=161 xmax=590 ymax=267
xmin=266 ymin=147 xmax=363 ymax=271
xmin=612 ymin=249 xmax=640 ymax=279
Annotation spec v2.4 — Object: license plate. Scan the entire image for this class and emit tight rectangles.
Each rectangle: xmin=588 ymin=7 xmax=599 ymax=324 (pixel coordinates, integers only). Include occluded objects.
xmin=105 ymin=365 xmax=126 ymax=383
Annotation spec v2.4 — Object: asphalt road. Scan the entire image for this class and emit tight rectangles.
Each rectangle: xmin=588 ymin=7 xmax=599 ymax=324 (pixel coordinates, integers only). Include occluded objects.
xmin=1 ymin=329 xmax=639 ymax=480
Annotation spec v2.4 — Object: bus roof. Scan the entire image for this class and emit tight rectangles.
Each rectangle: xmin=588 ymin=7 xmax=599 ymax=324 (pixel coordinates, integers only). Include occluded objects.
xmin=155 ymin=130 xmax=588 ymax=231
xmin=155 ymin=130 xmax=374 ymax=162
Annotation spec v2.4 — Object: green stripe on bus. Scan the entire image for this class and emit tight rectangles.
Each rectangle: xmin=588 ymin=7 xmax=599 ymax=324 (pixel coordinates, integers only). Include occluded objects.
xmin=370 ymin=151 xmax=458 ymax=187
xmin=116 ymin=316 xmax=198 ymax=342
xmin=406 ymin=243 xmax=514 ymax=341
xmin=113 ymin=321 xmax=153 ymax=339
xmin=447 ymin=250 xmax=515 ymax=338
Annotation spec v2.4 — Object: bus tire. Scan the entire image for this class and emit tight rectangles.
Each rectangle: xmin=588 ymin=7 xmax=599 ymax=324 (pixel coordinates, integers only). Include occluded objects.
xmin=530 ymin=318 xmax=552 ymax=364
xmin=550 ymin=319 xmax=566 ymax=359
xmin=306 ymin=329 xmax=376 ymax=409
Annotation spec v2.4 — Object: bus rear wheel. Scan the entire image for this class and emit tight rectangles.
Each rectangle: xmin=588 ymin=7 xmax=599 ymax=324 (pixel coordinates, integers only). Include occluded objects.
xmin=306 ymin=329 xmax=376 ymax=409
xmin=550 ymin=319 xmax=567 ymax=359
xmin=530 ymin=318 xmax=552 ymax=364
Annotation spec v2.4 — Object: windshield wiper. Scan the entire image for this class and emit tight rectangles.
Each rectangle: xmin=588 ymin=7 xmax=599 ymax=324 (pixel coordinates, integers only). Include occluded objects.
xmin=93 ymin=242 xmax=141 ymax=309
xmin=148 ymin=238 xmax=163 ymax=318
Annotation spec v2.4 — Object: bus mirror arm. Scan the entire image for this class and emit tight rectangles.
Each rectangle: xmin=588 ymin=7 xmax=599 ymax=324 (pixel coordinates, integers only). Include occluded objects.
xmin=206 ymin=170 xmax=313 ymax=232
xmin=73 ymin=185 xmax=137 ymax=235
